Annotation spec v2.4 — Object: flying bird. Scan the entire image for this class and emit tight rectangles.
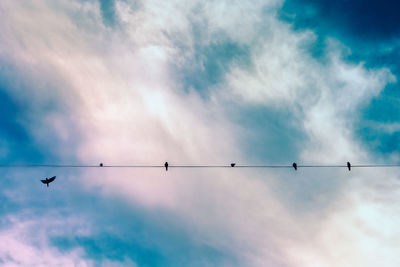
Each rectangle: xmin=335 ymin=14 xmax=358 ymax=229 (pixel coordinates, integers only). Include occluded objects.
xmin=231 ymin=163 xmax=235 ymax=167
xmin=41 ymin=176 xmax=56 ymax=187
xmin=164 ymin=162 xmax=168 ymax=171
xmin=347 ymin=161 xmax=351 ymax=171
xmin=292 ymin=162 xmax=297 ymax=171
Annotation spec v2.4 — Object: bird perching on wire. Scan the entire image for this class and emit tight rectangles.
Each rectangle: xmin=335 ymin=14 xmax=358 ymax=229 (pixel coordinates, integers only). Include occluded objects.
xmin=164 ymin=162 xmax=168 ymax=171
xmin=347 ymin=161 xmax=351 ymax=171
xmin=292 ymin=162 xmax=297 ymax=171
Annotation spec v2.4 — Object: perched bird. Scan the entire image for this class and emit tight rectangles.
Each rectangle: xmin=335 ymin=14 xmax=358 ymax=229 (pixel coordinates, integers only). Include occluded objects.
xmin=164 ymin=162 xmax=168 ymax=171
xmin=347 ymin=161 xmax=351 ymax=171
xmin=231 ymin=163 xmax=235 ymax=167
xmin=292 ymin=162 xmax=297 ymax=171
xmin=41 ymin=176 xmax=56 ymax=187
xmin=99 ymin=163 xmax=103 ymax=167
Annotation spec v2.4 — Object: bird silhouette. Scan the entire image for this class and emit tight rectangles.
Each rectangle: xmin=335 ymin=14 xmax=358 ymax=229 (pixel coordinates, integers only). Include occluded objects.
xmin=231 ymin=163 xmax=235 ymax=167
xmin=292 ymin=162 xmax=297 ymax=170
xmin=99 ymin=163 xmax=103 ymax=167
xmin=164 ymin=162 xmax=168 ymax=171
xmin=347 ymin=161 xmax=351 ymax=171
xmin=41 ymin=176 xmax=56 ymax=187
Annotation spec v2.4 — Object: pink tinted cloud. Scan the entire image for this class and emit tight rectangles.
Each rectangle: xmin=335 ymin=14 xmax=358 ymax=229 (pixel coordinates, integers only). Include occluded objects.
xmin=1 ymin=0 xmax=399 ymax=266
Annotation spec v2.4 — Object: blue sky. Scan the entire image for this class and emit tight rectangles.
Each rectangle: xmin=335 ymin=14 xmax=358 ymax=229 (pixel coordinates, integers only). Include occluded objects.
xmin=1 ymin=0 xmax=400 ymax=266
xmin=280 ymin=0 xmax=400 ymax=158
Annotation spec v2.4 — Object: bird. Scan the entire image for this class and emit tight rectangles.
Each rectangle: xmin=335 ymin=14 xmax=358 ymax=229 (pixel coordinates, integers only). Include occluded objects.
xmin=231 ymin=163 xmax=235 ymax=167
xmin=347 ymin=161 xmax=351 ymax=171
xmin=41 ymin=176 xmax=56 ymax=187
xmin=164 ymin=162 xmax=168 ymax=171
xmin=292 ymin=162 xmax=297 ymax=171
xmin=99 ymin=163 xmax=103 ymax=167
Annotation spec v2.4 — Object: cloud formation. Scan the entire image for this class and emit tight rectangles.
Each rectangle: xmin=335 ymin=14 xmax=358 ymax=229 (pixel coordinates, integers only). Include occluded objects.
xmin=0 ymin=0 xmax=399 ymax=266
xmin=0 ymin=214 xmax=91 ymax=266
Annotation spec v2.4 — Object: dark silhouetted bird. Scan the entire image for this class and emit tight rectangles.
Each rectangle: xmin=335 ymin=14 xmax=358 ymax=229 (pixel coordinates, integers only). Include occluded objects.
xmin=41 ymin=176 xmax=56 ymax=187
xmin=99 ymin=163 xmax=103 ymax=167
xmin=164 ymin=162 xmax=168 ymax=171
xmin=231 ymin=163 xmax=235 ymax=167
xmin=347 ymin=161 xmax=351 ymax=171
xmin=292 ymin=162 xmax=297 ymax=170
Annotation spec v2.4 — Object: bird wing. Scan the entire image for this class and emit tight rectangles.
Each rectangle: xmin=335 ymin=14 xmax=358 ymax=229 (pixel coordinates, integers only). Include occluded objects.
xmin=48 ymin=176 xmax=56 ymax=183
xmin=41 ymin=179 xmax=47 ymax=184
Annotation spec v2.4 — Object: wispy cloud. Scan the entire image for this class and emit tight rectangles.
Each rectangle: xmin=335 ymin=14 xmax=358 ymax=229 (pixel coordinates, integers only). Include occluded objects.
xmin=0 ymin=214 xmax=92 ymax=266
xmin=0 ymin=0 xmax=399 ymax=266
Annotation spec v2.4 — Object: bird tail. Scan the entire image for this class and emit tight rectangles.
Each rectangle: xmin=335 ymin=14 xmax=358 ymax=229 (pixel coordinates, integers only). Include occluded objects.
xmin=47 ymin=183 xmax=49 ymax=187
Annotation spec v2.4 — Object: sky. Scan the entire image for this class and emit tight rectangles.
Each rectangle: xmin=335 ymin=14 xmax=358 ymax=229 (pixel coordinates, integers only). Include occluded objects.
xmin=1 ymin=0 xmax=400 ymax=266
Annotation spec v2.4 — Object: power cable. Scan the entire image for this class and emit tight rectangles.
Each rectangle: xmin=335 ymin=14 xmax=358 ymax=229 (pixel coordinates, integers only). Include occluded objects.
xmin=1 ymin=163 xmax=400 ymax=168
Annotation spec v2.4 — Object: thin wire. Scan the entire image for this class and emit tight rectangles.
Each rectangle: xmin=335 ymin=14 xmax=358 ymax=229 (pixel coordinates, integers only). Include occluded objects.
xmin=1 ymin=164 xmax=400 ymax=168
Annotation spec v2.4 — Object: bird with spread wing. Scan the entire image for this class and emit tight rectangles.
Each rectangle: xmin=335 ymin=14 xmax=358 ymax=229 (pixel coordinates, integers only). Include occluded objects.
xmin=41 ymin=176 xmax=56 ymax=187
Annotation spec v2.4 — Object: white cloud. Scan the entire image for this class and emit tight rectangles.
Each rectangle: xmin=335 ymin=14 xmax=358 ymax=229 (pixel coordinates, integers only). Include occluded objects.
xmin=0 ymin=212 xmax=140 ymax=266
xmin=0 ymin=0 xmax=399 ymax=266
xmin=225 ymin=30 xmax=395 ymax=163
xmin=284 ymin=172 xmax=400 ymax=267
xmin=0 ymin=215 xmax=92 ymax=266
